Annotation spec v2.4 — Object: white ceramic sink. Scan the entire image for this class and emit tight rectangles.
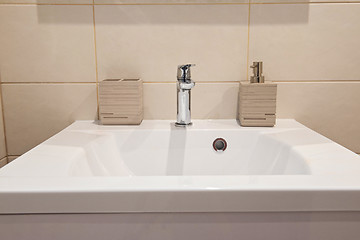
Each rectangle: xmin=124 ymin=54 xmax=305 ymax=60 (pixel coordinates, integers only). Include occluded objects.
xmin=1 ymin=119 xmax=360 ymax=214
xmin=2 ymin=119 xmax=359 ymax=177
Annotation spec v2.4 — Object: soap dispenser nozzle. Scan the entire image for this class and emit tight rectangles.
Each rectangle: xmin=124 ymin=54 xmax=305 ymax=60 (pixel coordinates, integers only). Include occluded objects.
xmin=250 ymin=61 xmax=265 ymax=83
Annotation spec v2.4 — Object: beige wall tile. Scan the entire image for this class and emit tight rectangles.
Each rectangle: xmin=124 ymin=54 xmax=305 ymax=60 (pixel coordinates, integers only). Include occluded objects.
xmin=143 ymin=83 xmax=177 ymax=120
xmin=277 ymin=82 xmax=360 ymax=153
xmin=192 ymin=82 xmax=239 ymax=119
xmin=95 ymin=0 xmax=248 ymax=3
xmin=249 ymin=4 xmax=360 ymax=81
xmin=143 ymin=82 xmax=239 ymax=120
xmin=2 ymin=84 xmax=97 ymax=155
xmin=0 ymin=91 xmax=6 ymax=159
xmin=0 ymin=157 xmax=7 ymax=168
xmin=95 ymin=5 xmax=248 ymax=83
xmin=0 ymin=5 xmax=96 ymax=83
xmin=0 ymin=0 xmax=92 ymax=3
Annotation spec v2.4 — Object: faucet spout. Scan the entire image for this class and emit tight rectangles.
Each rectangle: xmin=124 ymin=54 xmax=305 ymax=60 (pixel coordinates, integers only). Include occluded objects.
xmin=176 ymin=64 xmax=196 ymax=126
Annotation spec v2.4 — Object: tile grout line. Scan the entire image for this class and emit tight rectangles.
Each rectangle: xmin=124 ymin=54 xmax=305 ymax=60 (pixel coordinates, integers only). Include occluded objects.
xmin=0 ymin=80 xmax=360 ymax=84
xmin=0 ymin=83 xmax=9 ymax=160
xmin=246 ymin=1 xmax=251 ymax=81
xmin=93 ymin=2 xmax=249 ymax=5
xmin=0 ymin=82 xmax=97 ymax=84
xmin=94 ymin=1 xmax=360 ymax=4
xmin=1 ymin=2 xmax=360 ymax=6
xmin=92 ymin=0 xmax=100 ymax=120
xmin=250 ymin=1 xmax=360 ymax=4
xmin=0 ymin=2 xmax=230 ymax=5
xmin=0 ymin=2 xmax=248 ymax=6
xmin=142 ymin=81 xmax=242 ymax=83
xmin=272 ymin=80 xmax=360 ymax=83
xmin=0 ymin=3 xmax=92 ymax=5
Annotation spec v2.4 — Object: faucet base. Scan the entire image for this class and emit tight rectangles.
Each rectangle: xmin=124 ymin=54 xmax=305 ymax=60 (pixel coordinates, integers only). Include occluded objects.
xmin=175 ymin=122 xmax=193 ymax=127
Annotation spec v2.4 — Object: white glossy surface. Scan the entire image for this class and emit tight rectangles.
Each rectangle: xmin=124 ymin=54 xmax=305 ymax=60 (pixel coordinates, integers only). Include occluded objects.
xmin=0 ymin=119 xmax=360 ymax=214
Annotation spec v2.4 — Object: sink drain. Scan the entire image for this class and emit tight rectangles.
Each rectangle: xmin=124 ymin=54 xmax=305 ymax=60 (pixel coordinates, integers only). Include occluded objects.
xmin=213 ymin=138 xmax=227 ymax=152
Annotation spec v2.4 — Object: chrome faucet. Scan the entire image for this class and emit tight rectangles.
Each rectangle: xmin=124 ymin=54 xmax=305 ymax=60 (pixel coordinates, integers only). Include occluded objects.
xmin=176 ymin=64 xmax=196 ymax=126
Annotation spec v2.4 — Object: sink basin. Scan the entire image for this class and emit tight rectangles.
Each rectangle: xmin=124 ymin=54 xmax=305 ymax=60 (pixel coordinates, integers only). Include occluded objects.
xmin=1 ymin=119 xmax=360 ymax=214
xmin=2 ymin=119 xmax=359 ymax=177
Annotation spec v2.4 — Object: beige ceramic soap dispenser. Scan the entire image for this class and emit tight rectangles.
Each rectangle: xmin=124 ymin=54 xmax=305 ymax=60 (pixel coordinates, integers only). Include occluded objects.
xmin=238 ymin=62 xmax=277 ymax=127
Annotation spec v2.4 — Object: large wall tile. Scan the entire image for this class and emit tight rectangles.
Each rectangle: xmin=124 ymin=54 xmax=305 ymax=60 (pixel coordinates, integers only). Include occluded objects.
xmin=144 ymin=83 xmax=239 ymax=121
xmin=95 ymin=0 xmax=248 ymax=3
xmin=143 ymin=83 xmax=177 ymax=119
xmin=277 ymin=82 xmax=360 ymax=153
xmin=2 ymin=84 xmax=97 ymax=155
xmin=0 ymin=92 xmax=6 ymax=159
xmin=0 ymin=5 xmax=96 ymax=83
xmin=249 ymin=4 xmax=360 ymax=81
xmin=192 ymin=82 xmax=239 ymax=119
xmin=0 ymin=0 xmax=92 ymax=3
xmin=95 ymin=5 xmax=248 ymax=82
xmin=143 ymin=82 xmax=239 ymax=120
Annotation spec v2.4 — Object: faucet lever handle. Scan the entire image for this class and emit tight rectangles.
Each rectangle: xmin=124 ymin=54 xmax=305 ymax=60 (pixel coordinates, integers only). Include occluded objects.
xmin=182 ymin=64 xmax=196 ymax=68
xmin=177 ymin=64 xmax=196 ymax=82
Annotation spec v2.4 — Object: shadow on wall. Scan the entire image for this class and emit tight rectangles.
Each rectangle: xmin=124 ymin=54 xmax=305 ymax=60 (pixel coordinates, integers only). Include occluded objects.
xmin=34 ymin=3 xmax=309 ymax=25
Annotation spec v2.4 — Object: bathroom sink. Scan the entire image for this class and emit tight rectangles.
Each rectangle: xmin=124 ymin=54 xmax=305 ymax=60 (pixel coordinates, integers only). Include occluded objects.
xmin=1 ymin=119 xmax=360 ymax=214
xmin=2 ymin=119 xmax=359 ymax=177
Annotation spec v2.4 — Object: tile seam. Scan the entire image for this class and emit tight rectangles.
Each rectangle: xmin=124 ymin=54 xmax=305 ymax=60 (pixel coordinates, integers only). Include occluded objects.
xmin=93 ymin=3 xmax=249 ymax=5
xmin=0 ymin=83 xmax=9 ymax=158
xmin=1 ymin=2 xmax=359 ymax=6
xmin=272 ymin=80 xmax=360 ymax=83
xmin=0 ymin=3 xmax=93 ymax=5
xmin=92 ymin=3 xmax=100 ymax=120
xmin=1 ymin=80 xmax=360 ymax=84
xmin=0 ymin=2 xmax=248 ymax=5
xmin=246 ymin=2 xmax=251 ymax=82
xmin=0 ymin=82 xmax=97 ymax=84
xmin=144 ymin=81 xmax=240 ymax=83
xmin=250 ymin=1 xmax=360 ymax=4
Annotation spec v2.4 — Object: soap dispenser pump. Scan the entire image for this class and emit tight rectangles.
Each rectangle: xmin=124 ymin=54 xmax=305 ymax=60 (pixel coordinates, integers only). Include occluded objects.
xmin=250 ymin=61 xmax=265 ymax=83
xmin=238 ymin=61 xmax=277 ymax=127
